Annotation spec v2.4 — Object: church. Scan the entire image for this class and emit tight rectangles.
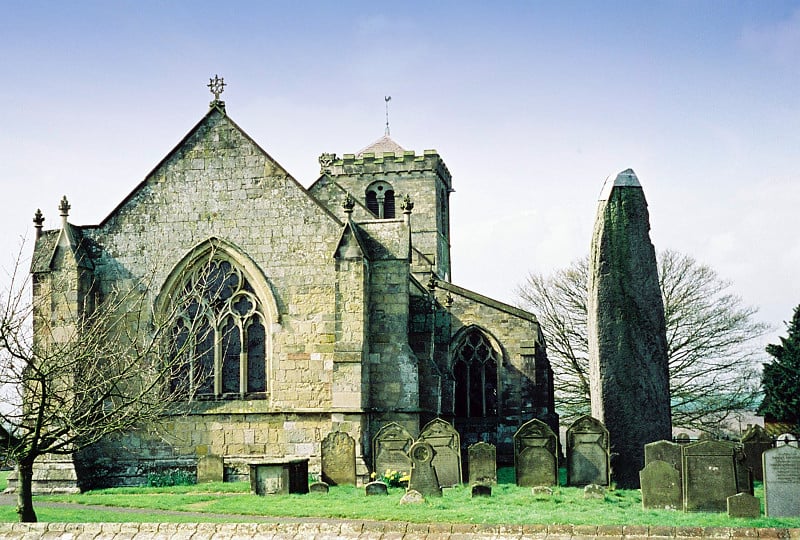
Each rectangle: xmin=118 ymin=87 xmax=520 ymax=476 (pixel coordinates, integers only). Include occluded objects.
xmin=29 ymin=80 xmax=557 ymax=488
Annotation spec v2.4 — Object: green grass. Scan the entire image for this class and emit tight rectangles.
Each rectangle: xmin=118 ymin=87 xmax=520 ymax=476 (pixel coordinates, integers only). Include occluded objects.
xmin=13 ymin=471 xmax=798 ymax=528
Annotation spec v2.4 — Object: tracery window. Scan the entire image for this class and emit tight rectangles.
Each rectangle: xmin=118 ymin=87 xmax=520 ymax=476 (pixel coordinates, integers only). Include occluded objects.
xmin=169 ymin=258 xmax=266 ymax=400
xmin=452 ymin=330 xmax=499 ymax=417
xmin=365 ymin=181 xmax=395 ymax=219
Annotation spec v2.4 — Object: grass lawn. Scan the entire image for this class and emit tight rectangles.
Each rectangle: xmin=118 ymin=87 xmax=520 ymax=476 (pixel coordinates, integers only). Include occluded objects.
xmin=2 ymin=469 xmax=797 ymax=527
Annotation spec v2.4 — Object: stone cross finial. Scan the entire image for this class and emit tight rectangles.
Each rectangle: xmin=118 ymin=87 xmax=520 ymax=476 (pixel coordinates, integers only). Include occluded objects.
xmin=59 ymin=196 xmax=70 ymax=218
xmin=208 ymin=75 xmax=226 ymax=109
xmin=342 ymin=194 xmax=355 ymax=216
xmin=319 ymin=152 xmax=336 ymax=174
xmin=33 ymin=209 xmax=44 ymax=239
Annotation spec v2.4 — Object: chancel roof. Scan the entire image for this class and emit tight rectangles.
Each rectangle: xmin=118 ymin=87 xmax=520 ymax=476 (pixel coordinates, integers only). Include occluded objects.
xmin=357 ymin=135 xmax=406 ymax=156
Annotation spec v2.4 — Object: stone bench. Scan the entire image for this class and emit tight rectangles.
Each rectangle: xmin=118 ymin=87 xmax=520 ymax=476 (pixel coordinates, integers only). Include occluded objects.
xmin=248 ymin=458 xmax=309 ymax=495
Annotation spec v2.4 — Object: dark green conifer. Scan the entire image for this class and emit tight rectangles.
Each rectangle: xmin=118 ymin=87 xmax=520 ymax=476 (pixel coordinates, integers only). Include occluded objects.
xmin=759 ymin=304 xmax=800 ymax=429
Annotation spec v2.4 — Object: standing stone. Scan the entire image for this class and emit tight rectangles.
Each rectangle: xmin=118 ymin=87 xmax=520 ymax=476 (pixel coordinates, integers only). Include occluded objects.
xmin=407 ymin=441 xmax=442 ymax=497
xmin=372 ymin=422 xmax=413 ymax=480
xmin=763 ymin=445 xmax=800 ymax=517
xmin=468 ymin=442 xmax=497 ymax=486
xmin=196 ymin=454 xmax=224 ymax=483
xmin=727 ymin=492 xmax=760 ymax=518
xmin=587 ymin=169 xmax=672 ymax=489
xmin=309 ymin=481 xmax=330 ymax=494
xmin=321 ymin=431 xmax=356 ymax=486
xmin=566 ymin=416 xmax=610 ymax=487
xmin=514 ymin=418 xmax=558 ymax=487
xmin=741 ymin=425 xmax=773 ymax=481
xmin=640 ymin=460 xmax=681 ymax=510
xmin=418 ymin=418 xmax=462 ymax=487
xmin=365 ymin=481 xmax=389 ymax=496
xmin=682 ymin=440 xmax=738 ymax=512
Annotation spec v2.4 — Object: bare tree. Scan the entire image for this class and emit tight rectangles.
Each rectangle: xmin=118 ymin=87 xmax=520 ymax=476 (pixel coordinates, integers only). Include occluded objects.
xmin=517 ymin=249 xmax=769 ymax=432
xmin=0 ymin=244 xmax=205 ymax=522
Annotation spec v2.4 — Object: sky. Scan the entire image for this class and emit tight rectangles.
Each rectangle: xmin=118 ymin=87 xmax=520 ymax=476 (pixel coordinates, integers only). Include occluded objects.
xmin=1 ymin=1 xmax=799 ymax=356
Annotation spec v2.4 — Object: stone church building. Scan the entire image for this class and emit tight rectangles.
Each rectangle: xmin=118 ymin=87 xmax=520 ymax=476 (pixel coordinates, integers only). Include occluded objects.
xmin=30 ymin=86 xmax=556 ymax=488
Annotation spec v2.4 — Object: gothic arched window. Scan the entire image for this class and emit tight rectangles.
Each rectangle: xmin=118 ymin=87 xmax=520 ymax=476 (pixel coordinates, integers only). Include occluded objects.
xmin=169 ymin=258 xmax=267 ymax=400
xmin=365 ymin=181 xmax=395 ymax=219
xmin=452 ymin=329 xmax=499 ymax=417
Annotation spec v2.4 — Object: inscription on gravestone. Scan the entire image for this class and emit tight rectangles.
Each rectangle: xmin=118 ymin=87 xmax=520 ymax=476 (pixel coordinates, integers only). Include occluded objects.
xmin=682 ymin=440 xmax=737 ymax=512
xmin=468 ymin=442 xmax=497 ymax=485
xmin=321 ymin=431 xmax=356 ymax=486
xmin=408 ymin=441 xmax=442 ymax=498
xmin=514 ymin=418 xmax=558 ymax=487
xmin=372 ymin=422 xmax=413 ymax=479
xmin=418 ymin=418 xmax=462 ymax=487
xmin=763 ymin=445 xmax=800 ymax=517
xmin=567 ymin=416 xmax=609 ymax=487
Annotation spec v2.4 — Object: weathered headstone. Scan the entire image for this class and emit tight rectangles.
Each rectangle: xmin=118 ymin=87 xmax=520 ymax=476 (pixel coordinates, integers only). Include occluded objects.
xmin=734 ymin=444 xmax=753 ymax=495
xmin=365 ymin=481 xmax=388 ymax=496
xmin=372 ymin=422 xmax=413 ymax=480
xmin=644 ymin=440 xmax=682 ymax=494
xmin=468 ymin=442 xmax=497 ymax=486
xmin=418 ymin=418 xmax=462 ymax=487
xmin=196 ymin=454 xmax=224 ymax=483
xmin=407 ymin=441 xmax=442 ymax=497
xmin=682 ymin=440 xmax=737 ymax=512
xmin=309 ymin=481 xmax=329 ymax=494
xmin=471 ymin=484 xmax=492 ymax=497
xmin=321 ymin=431 xmax=356 ymax=486
xmin=640 ymin=460 xmax=681 ymax=510
xmin=727 ymin=492 xmax=760 ymax=518
xmin=566 ymin=416 xmax=610 ymax=487
xmin=399 ymin=489 xmax=425 ymax=505
xmin=763 ymin=444 xmax=800 ymax=517
xmin=741 ymin=425 xmax=773 ymax=481
xmin=532 ymin=486 xmax=553 ymax=497
xmin=587 ymin=169 xmax=672 ymax=489
xmin=514 ymin=418 xmax=558 ymax=487
xmin=584 ymin=484 xmax=606 ymax=499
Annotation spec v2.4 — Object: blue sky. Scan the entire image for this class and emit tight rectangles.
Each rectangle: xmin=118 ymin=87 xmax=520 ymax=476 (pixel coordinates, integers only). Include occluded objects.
xmin=2 ymin=1 xmax=799 ymax=355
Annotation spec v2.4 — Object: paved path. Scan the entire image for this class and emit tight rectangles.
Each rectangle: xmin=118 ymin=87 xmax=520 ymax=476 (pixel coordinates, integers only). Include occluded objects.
xmin=1 ymin=495 xmax=799 ymax=539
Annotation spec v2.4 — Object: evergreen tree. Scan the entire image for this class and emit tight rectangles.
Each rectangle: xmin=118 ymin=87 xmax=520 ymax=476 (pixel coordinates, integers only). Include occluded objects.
xmin=759 ymin=304 xmax=800 ymax=429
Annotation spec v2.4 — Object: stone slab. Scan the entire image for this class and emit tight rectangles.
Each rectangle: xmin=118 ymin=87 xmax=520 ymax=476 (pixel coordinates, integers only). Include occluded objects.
xmin=763 ymin=445 xmax=800 ymax=517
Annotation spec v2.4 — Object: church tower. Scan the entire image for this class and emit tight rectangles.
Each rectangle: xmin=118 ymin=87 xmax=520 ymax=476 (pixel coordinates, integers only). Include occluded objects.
xmin=316 ymin=136 xmax=454 ymax=282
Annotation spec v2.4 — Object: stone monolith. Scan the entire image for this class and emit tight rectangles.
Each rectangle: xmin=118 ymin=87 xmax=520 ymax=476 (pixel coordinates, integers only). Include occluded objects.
xmin=587 ymin=169 xmax=672 ymax=489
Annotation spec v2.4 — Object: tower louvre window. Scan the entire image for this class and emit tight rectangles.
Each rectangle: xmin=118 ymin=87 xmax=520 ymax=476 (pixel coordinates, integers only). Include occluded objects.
xmin=365 ymin=181 xmax=395 ymax=219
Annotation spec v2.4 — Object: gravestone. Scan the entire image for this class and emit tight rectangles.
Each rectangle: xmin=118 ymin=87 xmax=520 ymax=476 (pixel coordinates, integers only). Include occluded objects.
xmin=418 ymin=418 xmax=462 ymax=487
xmin=566 ymin=416 xmax=610 ymax=487
xmin=532 ymin=486 xmax=553 ymax=497
xmin=775 ymin=433 xmax=799 ymax=448
xmin=514 ymin=418 xmax=558 ymax=487
xmin=309 ymin=481 xmax=329 ymax=494
xmin=741 ymin=425 xmax=772 ymax=481
xmin=640 ymin=460 xmax=681 ymax=510
xmin=407 ymin=441 xmax=442 ymax=497
xmin=727 ymin=492 xmax=760 ymax=518
xmin=734 ymin=444 xmax=753 ymax=495
xmin=196 ymin=454 xmax=224 ymax=483
xmin=372 ymin=422 xmax=413 ymax=480
xmin=645 ymin=440 xmax=682 ymax=471
xmin=468 ymin=442 xmax=497 ymax=485
xmin=471 ymin=484 xmax=492 ymax=497
xmin=400 ymin=489 xmax=425 ymax=504
xmin=675 ymin=433 xmax=691 ymax=444
xmin=763 ymin=444 xmax=800 ymax=517
xmin=682 ymin=440 xmax=737 ymax=512
xmin=584 ymin=484 xmax=606 ymax=499
xmin=321 ymin=431 xmax=356 ymax=486
xmin=365 ymin=481 xmax=388 ymax=496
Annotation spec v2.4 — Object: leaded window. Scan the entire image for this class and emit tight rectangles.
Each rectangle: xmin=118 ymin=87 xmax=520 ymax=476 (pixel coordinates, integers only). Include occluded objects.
xmin=169 ymin=258 xmax=266 ymax=400
xmin=452 ymin=330 xmax=499 ymax=417
xmin=365 ymin=181 xmax=395 ymax=219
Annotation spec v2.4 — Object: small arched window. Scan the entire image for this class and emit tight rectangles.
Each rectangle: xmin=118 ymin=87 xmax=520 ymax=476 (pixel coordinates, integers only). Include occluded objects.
xmin=168 ymin=258 xmax=267 ymax=400
xmin=365 ymin=181 xmax=395 ymax=219
xmin=452 ymin=329 xmax=499 ymax=417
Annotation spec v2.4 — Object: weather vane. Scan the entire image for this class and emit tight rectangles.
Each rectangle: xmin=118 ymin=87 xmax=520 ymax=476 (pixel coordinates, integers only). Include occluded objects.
xmin=208 ymin=75 xmax=226 ymax=101
xmin=384 ymin=96 xmax=391 ymax=136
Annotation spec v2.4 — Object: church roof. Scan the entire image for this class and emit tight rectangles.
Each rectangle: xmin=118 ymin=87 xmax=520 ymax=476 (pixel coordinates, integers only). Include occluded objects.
xmin=357 ymin=135 xmax=406 ymax=156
